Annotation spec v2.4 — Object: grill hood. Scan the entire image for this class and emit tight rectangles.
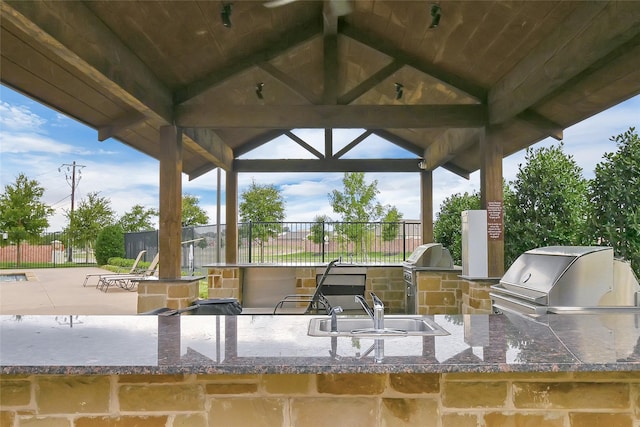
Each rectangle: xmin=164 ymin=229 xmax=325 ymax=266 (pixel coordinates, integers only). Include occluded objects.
xmin=405 ymin=243 xmax=454 ymax=268
xmin=491 ymin=246 xmax=640 ymax=315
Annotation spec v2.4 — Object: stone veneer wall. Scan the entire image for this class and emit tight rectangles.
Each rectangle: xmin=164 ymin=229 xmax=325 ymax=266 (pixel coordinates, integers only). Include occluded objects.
xmin=205 ymin=266 xmax=495 ymax=315
xmin=207 ymin=268 xmax=242 ymax=302
xmin=137 ymin=279 xmax=200 ymax=313
xmin=293 ymin=266 xmax=406 ymax=313
xmin=2 ymin=372 xmax=639 ymax=426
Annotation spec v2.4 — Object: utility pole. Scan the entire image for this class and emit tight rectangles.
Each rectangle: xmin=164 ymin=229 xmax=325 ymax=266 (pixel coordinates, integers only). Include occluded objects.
xmin=59 ymin=161 xmax=86 ymax=262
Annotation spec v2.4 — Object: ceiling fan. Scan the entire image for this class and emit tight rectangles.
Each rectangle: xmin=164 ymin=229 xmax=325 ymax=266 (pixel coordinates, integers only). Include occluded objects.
xmin=263 ymin=0 xmax=352 ymax=16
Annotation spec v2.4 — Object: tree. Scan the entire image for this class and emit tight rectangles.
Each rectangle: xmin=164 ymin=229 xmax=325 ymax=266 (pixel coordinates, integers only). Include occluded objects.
xmin=328 ymin=172 xmax=400 ymax=257
xmin=587 ymin=127 xmax=640 ymax=276
xmin=66 ymin=191 xmax=115 ymax=261
xmin=239 ymin=179 xmax=286 ymax=261
xmin=0 ymin=173 xmax=54 ymax=266
xmin=94 ymin=224 xmax=125 ymax=265
xmin=309 ymin=214 xmax=332 ymax=245
xmin=381 ymin=206 xmax=403 ymax=242
xmin=118 ymin=204 xmax=158 ymax=233
xmin=182 ymin=194 xmax=210 ymax=227
xmin=433 ymin=191 xmax=481 ymax=265
xmin=504 ymin=143 xmax=589 ymax=266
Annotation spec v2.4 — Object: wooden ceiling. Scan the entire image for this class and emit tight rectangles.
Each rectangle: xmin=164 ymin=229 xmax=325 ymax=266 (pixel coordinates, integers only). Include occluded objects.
xmin=2 ymin=0 xmax=639 ymax=180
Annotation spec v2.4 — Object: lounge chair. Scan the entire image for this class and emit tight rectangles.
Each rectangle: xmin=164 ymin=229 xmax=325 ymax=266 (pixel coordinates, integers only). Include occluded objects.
xmin=273 ymin=259 xmax=340 ymax=314
xmin=97 ymin=253 xmax=159 ymax=292
xmin=82 ymin=250 xmax=147 ymax=287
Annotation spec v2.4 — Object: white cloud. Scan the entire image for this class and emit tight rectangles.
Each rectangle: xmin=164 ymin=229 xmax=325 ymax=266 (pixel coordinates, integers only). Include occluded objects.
xmin=0 ymin=101 xmax=47 ymax=132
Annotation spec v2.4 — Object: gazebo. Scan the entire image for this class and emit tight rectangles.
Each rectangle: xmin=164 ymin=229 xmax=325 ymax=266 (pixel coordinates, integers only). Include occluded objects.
xmin=2 ymin=0 xmax=639 ymax=283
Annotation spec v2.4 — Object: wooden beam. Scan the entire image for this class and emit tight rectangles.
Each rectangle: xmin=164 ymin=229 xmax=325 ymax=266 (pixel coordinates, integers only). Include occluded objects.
xmin=489 ymin=1 xmax=640 ymax=124
xmin=233 ymin=130 xmax=288 ymax=157
xmin=174 ymin=21 xmax=322 ymax=104
xmin=176 ymin=104 xmax=488 ymax=128
xmin=257 ymin=62 xmax=318 ymax=104
xmin=234 ymin=158 xmax=421 ymax=173
xmin=158 ymin=126 xmax=183 ymax=279
xmin=284 ymin=131 xmax=324 ymax=159
xmin=2 ymin=1 xmax=173 ymax=123
xmin=479 ymin=130 xmax=504 ymax=277
xmin=421 ymin=171 xmax=433 ymax=243
xmin=422 ymin=129 xmax=481 ymax=171
xmin=225 ymin=171 xmax=238 ymax=264
xmin=517 ymin=110 xmax=563 ymax=141
xmin=182 ymin=128 xmax=234 ymax=171
xmin=440 ymin=162 xmax=471 ymax=180
xmin=97 ymin=113 xmax=146 ymax=142
xmin=370 ymin=129 xmax=423 ymax=156
xmin=341 ymin=23 xmax=486 ymax=101
xmin=334 ymin=130 xmax=373 ymax=158
xmin=338 ymin=60 xmax=404 ymax=105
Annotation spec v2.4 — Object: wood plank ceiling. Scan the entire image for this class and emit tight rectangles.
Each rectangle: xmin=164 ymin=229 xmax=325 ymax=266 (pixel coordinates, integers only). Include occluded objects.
xmin=1 ymin=0 xmax=639 ymax=180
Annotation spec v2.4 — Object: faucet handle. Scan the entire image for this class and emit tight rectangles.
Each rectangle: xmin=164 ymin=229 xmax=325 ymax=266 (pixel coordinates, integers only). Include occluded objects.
xmin=370 ymin=292 xmax=384 ymax=308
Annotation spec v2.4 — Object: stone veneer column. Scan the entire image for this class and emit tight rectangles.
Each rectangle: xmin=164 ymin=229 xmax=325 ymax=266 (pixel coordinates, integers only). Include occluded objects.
xmin=207 ymin=267 xmax=242 ymax=302
xmin=136 ymin=277 xmax=201 ymax=313
xmin=461 ymin=279 xmax=494 ymax=314
xmin=415 ymin=270 xmax=465 ymax=315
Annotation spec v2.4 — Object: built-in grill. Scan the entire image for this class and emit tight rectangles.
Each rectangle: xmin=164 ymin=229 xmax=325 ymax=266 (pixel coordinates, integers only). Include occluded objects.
xmin=403 ymin=243 xmax=455 ymax=314
xmin=490 ymin=246 xmax=640 ymax=316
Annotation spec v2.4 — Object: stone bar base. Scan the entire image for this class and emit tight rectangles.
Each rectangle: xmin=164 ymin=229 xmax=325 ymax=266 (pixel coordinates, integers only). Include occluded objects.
xmin=461 ymin=279 xmax=495 ymax=314
xmin=2 ymin=371 xmax=639 ymax=426
xmin=137 ymin=277 xmax=202 ymax=313
xmin=207 ymin=267 xmax=241 ymax=302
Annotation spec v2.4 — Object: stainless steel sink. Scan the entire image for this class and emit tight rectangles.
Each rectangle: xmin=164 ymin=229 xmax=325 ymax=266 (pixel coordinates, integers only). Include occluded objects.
xmin=307 ymin=316 xmax=450 ymax=337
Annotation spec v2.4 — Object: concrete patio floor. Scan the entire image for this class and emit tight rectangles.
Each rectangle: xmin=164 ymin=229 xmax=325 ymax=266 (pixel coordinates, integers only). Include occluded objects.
xmin=0 ymin=267 xmax=138 ymax=315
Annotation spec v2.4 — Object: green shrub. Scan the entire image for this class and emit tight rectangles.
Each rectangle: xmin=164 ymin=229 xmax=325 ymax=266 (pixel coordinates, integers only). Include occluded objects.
xmin=95 ymin=225 xmax=125 ymax=266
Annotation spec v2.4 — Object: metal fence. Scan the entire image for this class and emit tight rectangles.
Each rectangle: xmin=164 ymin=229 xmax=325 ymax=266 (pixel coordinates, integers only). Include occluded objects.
xmin=1 ymin=221 xmax=423 ymax=271
xmin=0 ymin=231 xmax=96 ymax=268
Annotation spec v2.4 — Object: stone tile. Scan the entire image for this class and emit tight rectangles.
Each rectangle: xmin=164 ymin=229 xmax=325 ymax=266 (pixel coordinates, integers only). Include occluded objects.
xmin=19 ymin=417 xmax=71 ymax=427
xmin=389 ymin=373 xmax=439 ymax=394
xmin=483 ymin=412 xmax=565 ymax=427
xmin=441 ymin=413 xmax=479 ymax=427
xmin=569 ymin=412 xmax=633 ymax=427
xmin=291 ymin=397 xmax=375 ymax=427
xmin=75 ymin=416 xmax=169 ymax=427
xmin=317 ymin=374 xmax=386 ymax=395
xmin=119 ymin=384 xmax=205 ymax=411
xmin=262 ymin=374 xmax=312 ymax=394
xmin=173 ymin=413 xmax=207 ymax=427
xmin=381 ymin=398 xmax=438 ymax=426
xmin=513 ymin=382 xmax=629 ymax=409
xmin=442 ymin=381 xmax=508 ymax=408
xmin=208 ymin=398 xmax=284 ymax=427
xmin=0 ymin=379 xmax=31 ymax=406
xmin=37 ymin=376 xmax=110 ymax=414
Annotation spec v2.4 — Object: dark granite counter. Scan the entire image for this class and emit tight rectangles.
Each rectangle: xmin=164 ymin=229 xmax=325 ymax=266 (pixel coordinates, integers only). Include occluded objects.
xmin=2 ymin=313 xmax=640 ymax=375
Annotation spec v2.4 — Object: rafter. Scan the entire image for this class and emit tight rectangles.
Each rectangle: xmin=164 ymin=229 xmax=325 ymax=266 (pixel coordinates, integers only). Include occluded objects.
xmin=334 ymin=130 xmax=373 ymax=158
xmin=338 ymin=60 xmax=404 ymax=105
xmin=285 ymin=131 xmax=324 ymax=159
xmin=234 ymin=130 xmax=288 ymax=157
xmin=2 ymin=1 xmax=173 ymax=123
xmin=174 ymin=20 xmax=322 ymax=104
xmin=182 ymin=128 xmax=234 ymax=171
xmin=341 ymin=23 xmax=486 ymax=102
xmin=489 ymin=1 xmax=640 ymax=124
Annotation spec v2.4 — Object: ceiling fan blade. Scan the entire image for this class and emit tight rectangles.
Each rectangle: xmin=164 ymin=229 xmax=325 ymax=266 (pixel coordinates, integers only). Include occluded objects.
xmin=263 ymin=0 xmax=299 ymax=8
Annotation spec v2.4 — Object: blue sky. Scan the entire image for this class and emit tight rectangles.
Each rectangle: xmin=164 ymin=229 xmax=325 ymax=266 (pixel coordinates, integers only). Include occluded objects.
xmin=1 ymin=84 xmax=638 ymax=232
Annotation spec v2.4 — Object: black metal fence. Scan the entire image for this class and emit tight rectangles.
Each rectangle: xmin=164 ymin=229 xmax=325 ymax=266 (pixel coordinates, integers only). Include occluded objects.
xmin=1 ymin=221 xmax=423 ymax=271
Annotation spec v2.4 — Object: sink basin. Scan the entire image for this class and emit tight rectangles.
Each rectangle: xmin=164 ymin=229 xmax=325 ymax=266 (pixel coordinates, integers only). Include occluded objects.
xmin=307 ymin=316 xmax=450 ymax=337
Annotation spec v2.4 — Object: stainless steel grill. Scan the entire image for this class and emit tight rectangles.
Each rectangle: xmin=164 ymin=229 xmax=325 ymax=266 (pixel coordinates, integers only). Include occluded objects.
xmin=403 ymin=243 xmax=455 ymax=314
xmin=490 ymin=246 xmax=640 ymax=316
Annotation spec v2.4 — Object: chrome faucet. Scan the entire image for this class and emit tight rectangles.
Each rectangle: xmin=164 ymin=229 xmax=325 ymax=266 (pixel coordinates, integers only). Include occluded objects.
xmin=329 ymin=306 xmax=343 ymax=332
xmin=355 ymin=292 xmax=385 ymax=330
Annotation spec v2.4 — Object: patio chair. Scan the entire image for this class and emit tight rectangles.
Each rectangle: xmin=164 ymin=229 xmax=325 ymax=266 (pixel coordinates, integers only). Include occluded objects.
xmin=97 ymin=253 xmax=159 ymax=292
xmin=82 ymin=250 xmax=147 ymax=287
xmin=272 ymin=259 xmax=340 ymax=315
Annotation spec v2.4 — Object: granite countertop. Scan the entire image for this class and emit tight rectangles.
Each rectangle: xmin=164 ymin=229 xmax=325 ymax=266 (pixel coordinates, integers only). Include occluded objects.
xmin=2 ymin=313 xmax=640 ymax=375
